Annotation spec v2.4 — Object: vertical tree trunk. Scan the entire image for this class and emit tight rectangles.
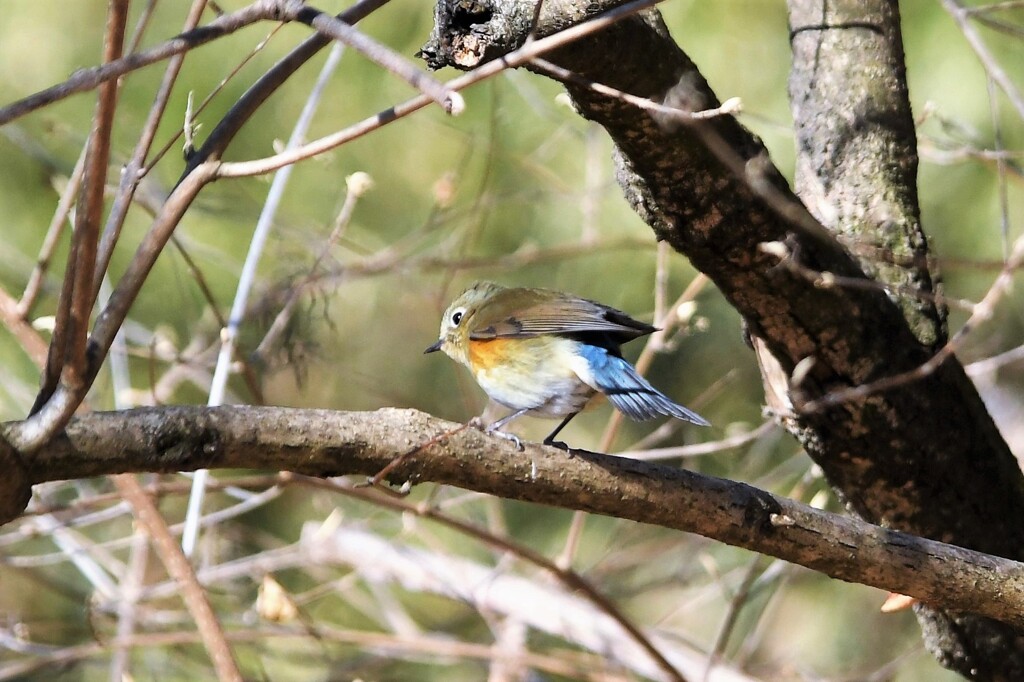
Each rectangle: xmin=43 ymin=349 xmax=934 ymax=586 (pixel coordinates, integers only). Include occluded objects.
xmin=787 ymin=2 xmax=1023 ymax=677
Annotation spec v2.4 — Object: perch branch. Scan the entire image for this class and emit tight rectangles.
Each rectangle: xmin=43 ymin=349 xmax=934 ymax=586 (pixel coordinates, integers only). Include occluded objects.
xmin=4 ymin=405 xmax=1024 ymax=630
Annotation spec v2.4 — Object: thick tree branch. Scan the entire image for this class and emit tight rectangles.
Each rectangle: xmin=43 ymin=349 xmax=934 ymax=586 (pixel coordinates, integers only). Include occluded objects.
xmin=4 ymin=405 xmax=1024 ymax=630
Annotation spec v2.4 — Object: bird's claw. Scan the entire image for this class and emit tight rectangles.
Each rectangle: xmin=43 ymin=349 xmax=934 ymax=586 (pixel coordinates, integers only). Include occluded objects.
xmin=542 ymin=438 xmax=574 ymax=455
xmin=485 ymin=426 xmax=524 ymax=451
xmin=468 ymin=416 xmax=525 ymax=450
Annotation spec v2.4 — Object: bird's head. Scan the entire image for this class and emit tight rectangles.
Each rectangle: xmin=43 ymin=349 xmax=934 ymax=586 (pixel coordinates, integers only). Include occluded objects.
xmin=424 ymin=281 xmax=507 ymax=366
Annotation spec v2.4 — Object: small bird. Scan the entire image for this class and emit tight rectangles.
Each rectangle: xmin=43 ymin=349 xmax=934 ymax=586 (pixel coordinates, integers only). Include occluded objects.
xmin=425 ymin=281 xmax=709 ymax=449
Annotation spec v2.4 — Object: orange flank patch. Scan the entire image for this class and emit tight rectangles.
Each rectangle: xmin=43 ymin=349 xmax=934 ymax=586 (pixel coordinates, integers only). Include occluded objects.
xmin=467 ymin=337 xmax=517 ymax=371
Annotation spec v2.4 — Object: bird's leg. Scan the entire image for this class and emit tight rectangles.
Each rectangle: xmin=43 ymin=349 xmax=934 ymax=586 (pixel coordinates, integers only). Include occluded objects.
xmin=542 ymin=412 xmax=580 ymax=452
xmin=471 ymin=407 xmax=530 ymax=450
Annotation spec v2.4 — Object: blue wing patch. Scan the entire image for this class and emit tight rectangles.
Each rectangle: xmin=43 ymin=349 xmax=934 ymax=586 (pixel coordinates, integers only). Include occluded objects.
xmin=577 ymin=344 xmax=709 ymax=425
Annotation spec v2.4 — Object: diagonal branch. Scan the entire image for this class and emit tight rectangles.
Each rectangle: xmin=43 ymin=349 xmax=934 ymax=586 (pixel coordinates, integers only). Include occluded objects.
xmin=295 ymin=4 xmax=463 ymax=113
xmin=30 ymin=0 xmax=129 ymax=431
xmin=113 ymin=476 xmax=243 ymax=681
xmin=91 ymin=0 xmax=213 ymax=309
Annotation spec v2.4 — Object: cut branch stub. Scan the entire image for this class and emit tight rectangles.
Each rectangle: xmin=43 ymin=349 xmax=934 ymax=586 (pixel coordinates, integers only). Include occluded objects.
xmin=0 ymin=436 xmax=32 ymax=525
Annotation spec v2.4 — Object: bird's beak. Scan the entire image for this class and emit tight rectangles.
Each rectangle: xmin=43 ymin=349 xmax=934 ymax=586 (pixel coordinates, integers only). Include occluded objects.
xmin=424 ymin=339 xmax=443 ymax=354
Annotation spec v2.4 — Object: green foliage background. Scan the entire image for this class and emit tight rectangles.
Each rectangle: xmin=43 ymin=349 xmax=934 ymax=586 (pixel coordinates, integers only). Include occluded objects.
xmin=0 ymin=0 xmax=1020 ymax=679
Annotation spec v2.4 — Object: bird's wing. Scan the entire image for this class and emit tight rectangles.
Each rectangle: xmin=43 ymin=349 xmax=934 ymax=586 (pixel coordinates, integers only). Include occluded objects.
xmin=468 ymin=288 xmax=656 ymax=340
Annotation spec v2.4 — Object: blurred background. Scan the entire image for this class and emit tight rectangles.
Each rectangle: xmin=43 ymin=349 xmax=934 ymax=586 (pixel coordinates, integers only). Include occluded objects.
xmin=0 ymin=0 xmax=1020 ymax=679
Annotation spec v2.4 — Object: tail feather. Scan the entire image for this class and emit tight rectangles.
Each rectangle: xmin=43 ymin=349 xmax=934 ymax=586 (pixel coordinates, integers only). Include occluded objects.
xmin=588 ymin=351 xmax=709 ymax=426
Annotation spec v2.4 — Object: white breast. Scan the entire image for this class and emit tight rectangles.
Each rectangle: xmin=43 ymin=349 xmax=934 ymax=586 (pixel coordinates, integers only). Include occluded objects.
xmin=473 ymin=339 xmax=595 ymax=417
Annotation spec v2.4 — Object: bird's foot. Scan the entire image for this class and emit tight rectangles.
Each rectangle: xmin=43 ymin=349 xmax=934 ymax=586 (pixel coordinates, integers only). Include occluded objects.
xmin=542 ymin=437 xmax=575 ymax=456
xmin=486 ymin=426 xmax=524 ymax=451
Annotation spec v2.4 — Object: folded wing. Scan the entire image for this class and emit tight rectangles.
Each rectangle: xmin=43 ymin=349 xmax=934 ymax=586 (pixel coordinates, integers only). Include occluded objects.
xmin=469 ymin=287 xmax=656 ymax=342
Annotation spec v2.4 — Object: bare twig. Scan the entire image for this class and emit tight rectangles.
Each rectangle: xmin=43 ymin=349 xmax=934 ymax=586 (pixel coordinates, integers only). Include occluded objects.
xmin=92 ymin=0 xmax=212 ymax=308
xmin=18 ymin=148 xmax=87 ymax=318
xmin=297 ymin=4 xmax=463 ymax=113
xmin=9 ymin=161 xmax=218 ymax=453
xmin=940 ymin=0 xmax=1024 ymax=120
xmin=0 ymin=1 xmax=284 ymax=126
xmin=31 ymin=0 xmax=129 ymax=435
xmin=620 ymin=420 xmax=777 ymax=461
xmin=183 ymin=0 xmax=393 ymax=170
xmin=765 ymin=238 xmax=977 ymax=313
xmin=0 ymin=287 xmax=49 ymax=368
xmin=114 ymin=476 xmax=243 ymax=681
xmin=703 ymin=557 xmax=764 ymax=681
xmin=181 ymin=38 xmax=347 ymax=557
xmin=302 ymin=525 xmax=753 ymax=682
xmin=252 ymin=171 xmax=374 ymax=362
xmin=0 ymin=624 xmax=640 ymax=682
xmin=301 ymin=475 xmax=689 ymax=682
xmin=216 ymin=0 xmax=664 ymax=177
xmin=531 ymin=57 xmax=741 ymax=121
xmin=108 ymin=524 xmax=149 ymax=681
xmin=793 ymin=234 xmax=1024 ymax=414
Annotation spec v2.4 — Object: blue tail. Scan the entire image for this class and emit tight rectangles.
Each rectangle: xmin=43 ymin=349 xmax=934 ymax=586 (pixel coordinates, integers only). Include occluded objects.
xmin=579 ymin=345 xmax=709 ymax=426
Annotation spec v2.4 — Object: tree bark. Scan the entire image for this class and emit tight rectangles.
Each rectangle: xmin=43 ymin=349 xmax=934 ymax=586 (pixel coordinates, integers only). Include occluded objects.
xmin=786 ymin=1 xmax=1021 ymax=676
xmin=421 ymin=0 xmax=1024 ymax=677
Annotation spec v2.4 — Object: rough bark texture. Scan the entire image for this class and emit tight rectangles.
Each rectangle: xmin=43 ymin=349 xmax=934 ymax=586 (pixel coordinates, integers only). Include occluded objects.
xmin=789 ymin=0 xmax=945 ymax=350
xmin=786 ymin=2 xmax=1015 ymax=677
xmin=6 ymin=405 xmax=1024 ymax=630
xmin=421 ymin=0 xmax=1024 ymax=677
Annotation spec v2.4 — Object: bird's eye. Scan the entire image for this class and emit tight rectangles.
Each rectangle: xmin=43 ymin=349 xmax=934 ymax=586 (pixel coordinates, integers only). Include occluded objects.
xmin=451 ymin=311 xmax=463 ymax=326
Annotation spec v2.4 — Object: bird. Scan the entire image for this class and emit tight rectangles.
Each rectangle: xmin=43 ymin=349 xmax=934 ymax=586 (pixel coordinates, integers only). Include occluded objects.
xmin=424 ymin=281 xmax=709 ymax=449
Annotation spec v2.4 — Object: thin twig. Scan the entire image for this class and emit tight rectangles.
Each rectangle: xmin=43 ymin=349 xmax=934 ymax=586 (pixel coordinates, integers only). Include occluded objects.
xmin=0 ymin=1 xmax=283 ymax=126
xmin=295 ymin=474 xmax=690 ymax=682
xmin=216 ymin=0 xmax=664 ymax=177
xmin=530 ymin=57 xmax=742 ymax=122
xmin=297 ymin=5 xmax=463 ymax=113
xmin=33 ymin=0 xmax=129 ymax=426
xmin=0 ymin=624 xmax=637 ymax=682
xmin=302 ymin=525 xmax=752 ymax=681
xmin=0 ymin=287 xmax=49 ymax=368
xmin=766 ymin=238 xmax=977 ymax=313
xmin=252 ymin=171 xmax=374 ymax=362
xmin=940 ymin=0 xmax=1024 ymax=120
xmin=142 ymin=21 xmax=288 ymax=176
xmin=703 ymin=557 xmax=763 ymax=681
xmin=18 ymin=148 xmax=87 ymax=318
xmin=113 ymin=475 xmax=243 ymax=681
xmin=92 ymin=0 xmax=212 ymax=308
xmin=184 ymin=0 xmax=393 ymax=171
xmin=8 ymin=162 xmax=218 ymax=453
xmin=794 ymin=234 xmax=1024 ymax=413
xmin=108 ymin=526 xmax=149 ymax=681
xmin=181 ymin=39 xmax=348 ymax=557
xmin=620 ymin=421 xmax=777 ymax=461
